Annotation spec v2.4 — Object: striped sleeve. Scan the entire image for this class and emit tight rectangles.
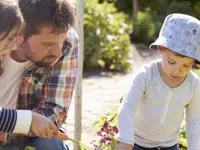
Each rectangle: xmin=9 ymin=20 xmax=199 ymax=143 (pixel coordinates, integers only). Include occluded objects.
xmin=0 ymin=108 xmax=32 ymax=134
xmin=0 ymin=108 xmax=17 ymax=133
xmin=12 ymin=110 xmax=32 ymax=134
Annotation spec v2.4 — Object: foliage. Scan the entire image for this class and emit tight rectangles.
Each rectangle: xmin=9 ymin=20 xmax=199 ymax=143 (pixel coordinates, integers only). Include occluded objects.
xmin=84 ymin=0 xmax=132 ymax=72
xmin=92 ymin=108 xmax=188 ymax=150
xmin=192 ymin=69 xmax=200 ymax=76
xmin=92 ymin=109 xmax=118 ymax=150
xmin=192 ymin=1 xmax=200 ymax=19
xmin=133 ymin=11 xmax=156 ymax=44
xmin=25 ymin=146 xmax=36 ymax=150
xmin=133 ymin=0 xmax=194 ymax=44
xmin=166 ymin=1 xmax=193 ymax=15
xmin=97 ymin=0 xmax=200 ymax=45
xmin=178 ymin=129 xmax=187 ymax=150
xmin=98 ymin=0 xmax=133 ymax=16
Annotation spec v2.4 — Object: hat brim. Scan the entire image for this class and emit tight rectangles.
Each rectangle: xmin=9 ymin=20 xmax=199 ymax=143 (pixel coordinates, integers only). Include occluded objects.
xmin=149 ymin=36 xmax=168 ymax=49
xmin=150 ymin=37 xmax=200 ymax=64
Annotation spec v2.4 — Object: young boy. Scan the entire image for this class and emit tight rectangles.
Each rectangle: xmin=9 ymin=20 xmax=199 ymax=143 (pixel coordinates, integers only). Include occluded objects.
xmin=116 ymin=13 xmax=200 ymax=150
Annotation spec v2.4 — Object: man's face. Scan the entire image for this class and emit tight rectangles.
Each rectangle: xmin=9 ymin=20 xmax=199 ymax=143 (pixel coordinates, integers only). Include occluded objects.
xmin=19 ymin=26 xmax=67 ymax=67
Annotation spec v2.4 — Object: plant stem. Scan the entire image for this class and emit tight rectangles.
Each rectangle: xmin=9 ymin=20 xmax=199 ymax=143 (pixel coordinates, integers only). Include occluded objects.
xmin=67 ymin=137 xmax=91 ymax=150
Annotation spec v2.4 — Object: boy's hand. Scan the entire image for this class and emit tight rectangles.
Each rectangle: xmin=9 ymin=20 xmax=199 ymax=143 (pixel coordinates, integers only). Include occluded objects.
xmin=115 ymin=142 xmax=133 ymax=150
xmin=31 ymin=112 xmax=58 ymax=139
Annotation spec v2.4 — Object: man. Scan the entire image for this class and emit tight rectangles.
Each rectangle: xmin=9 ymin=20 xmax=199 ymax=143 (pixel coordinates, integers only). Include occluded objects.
xmin=0 ymin=0 xmax=78 ymax=149
xmin=0 ymin=0 xmax=65 ymax=140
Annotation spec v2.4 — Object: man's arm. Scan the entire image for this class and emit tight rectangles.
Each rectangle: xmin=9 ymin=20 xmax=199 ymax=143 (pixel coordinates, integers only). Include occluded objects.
xmin=32 ymin=40 xmax=78 ymax=128
xmin=186 ymin=80 xmax=200 ymax=150
xmin=0 ymin=107 xmax=68 ymax=140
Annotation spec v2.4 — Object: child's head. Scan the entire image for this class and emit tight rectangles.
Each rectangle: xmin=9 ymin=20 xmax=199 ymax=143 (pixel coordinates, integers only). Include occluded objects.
xmin=150 ymin=13 xmax=200 ymax=78
xmin=157 ymin=46 xmax=194 ymax=79
xmin=0 ymin=0 xmax=24 ymax=59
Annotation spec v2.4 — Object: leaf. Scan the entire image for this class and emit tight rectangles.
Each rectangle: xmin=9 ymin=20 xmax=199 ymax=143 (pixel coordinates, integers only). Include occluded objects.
xmin=25 ymin=146 xmax=36 ymax=150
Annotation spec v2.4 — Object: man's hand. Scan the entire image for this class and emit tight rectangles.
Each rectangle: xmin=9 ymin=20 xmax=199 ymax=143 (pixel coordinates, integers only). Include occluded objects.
xmin=115 ymin=142 xmax=133 ymax=150
xmin=31 ymin=112 xmax=59 ymax=139
xmin=55 ymin=132 xmax=68 ymax=141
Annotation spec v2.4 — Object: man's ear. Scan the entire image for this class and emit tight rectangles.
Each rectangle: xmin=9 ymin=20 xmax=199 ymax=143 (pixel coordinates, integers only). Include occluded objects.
xmin=16 ymin=35 xmax=24 ymax=47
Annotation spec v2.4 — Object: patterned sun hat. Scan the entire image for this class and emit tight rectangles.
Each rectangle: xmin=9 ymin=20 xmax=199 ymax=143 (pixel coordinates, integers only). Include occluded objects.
xmin=149 ymin=13 xmax=200 ymax=63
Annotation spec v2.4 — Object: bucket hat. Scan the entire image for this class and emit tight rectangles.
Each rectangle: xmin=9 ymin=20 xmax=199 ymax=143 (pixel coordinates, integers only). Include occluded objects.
xmin=150 ymin=13 xmax=200 ymax=63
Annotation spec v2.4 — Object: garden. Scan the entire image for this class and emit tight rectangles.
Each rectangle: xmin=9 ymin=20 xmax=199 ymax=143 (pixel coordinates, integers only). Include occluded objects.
xmin=83 ymin=0 xmax=200 ymax=149
xmin=25 ymin=0 xmax=200 ymax=149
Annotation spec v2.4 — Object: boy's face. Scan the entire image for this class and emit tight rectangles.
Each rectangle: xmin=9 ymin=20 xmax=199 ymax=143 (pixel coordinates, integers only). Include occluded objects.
xmin=158 ymin=46 xmax=195 ymax=80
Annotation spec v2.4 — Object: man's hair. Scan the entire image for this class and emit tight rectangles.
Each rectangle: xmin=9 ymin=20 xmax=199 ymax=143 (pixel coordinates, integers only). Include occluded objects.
xmin=0 ymin=0 xmax=24 ymax=41
xmin=18 ymin=0 xmax=75 ymax=40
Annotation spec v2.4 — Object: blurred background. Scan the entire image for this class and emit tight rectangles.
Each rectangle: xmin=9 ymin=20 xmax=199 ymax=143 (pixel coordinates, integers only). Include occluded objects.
xmin=84 ymin=0 xmax=200 ymax=73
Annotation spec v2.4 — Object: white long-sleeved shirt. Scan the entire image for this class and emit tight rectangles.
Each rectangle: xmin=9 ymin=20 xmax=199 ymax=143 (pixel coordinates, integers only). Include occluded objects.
xmin=117 ymin=59 xmax=200 ymax=150
xmin=0 ymin=55 xmax=32 ymax=134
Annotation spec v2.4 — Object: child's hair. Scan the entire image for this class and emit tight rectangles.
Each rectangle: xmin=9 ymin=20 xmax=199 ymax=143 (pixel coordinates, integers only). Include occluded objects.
xmin=158 ymin=46 xmax=193 ymax=59
xmin=0 ymin=0 xmax=24 ymax=48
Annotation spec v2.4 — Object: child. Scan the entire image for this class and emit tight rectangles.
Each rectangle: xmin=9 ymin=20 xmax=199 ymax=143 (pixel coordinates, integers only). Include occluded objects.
xmin=0 ymin=0 xmax=67 ymax=141
xmin=116 ymin=13 xmax=200 ymax=150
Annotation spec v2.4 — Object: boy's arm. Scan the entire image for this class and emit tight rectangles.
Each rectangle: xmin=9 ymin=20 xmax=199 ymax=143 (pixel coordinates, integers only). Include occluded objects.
xmin=186 ymin=80 xmax=200 ymax=150
xmin=117 ymin=68 xmax=146 ymax=146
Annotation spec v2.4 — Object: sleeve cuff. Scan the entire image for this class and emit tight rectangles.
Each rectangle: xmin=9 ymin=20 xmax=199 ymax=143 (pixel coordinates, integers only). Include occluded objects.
xmin=12 ymin=110 xmax=32 ymax=134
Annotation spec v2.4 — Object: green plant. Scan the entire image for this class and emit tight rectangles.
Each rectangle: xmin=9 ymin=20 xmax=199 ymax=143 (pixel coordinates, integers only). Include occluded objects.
xmin=133 ymin=11 xmax=156 ymax=44
xmin=178 ymin=129 xmax=187 ymax=150
xmin=93 ymin=107 xmax=188 ymax=150
xmin=98 ymin=0 xmax=133 ymax=16
xmin=84 ymin=0 xmax=132 ymax=72
xmin=67 ymin=137 xmax=91 ymax=150
xmin=92 ymin=109 xmax=118 ymax=150
xmin=25 ymin=146 xmax=36 ymax=150
xmin=192 ymin=1 xmax=200 ymax=19
xmin=166 ymin=1 xmax=193 ymax=15
xmin=192 ymin=69 xmax=200 ymax=76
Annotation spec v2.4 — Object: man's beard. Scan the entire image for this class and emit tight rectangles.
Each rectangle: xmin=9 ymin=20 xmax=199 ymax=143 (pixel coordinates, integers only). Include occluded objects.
xmin=19 ymin=42 xmax=57 ymax=67
xmin=34 ymin=55 xmax=58 ymax=67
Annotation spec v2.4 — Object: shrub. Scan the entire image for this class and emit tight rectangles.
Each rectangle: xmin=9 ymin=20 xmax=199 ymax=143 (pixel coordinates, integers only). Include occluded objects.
xmin=133 ymin=11 xmax=156 ymax=44
xmin=193 ymin=1 xmax=200 ymax=19
xmin=84 ymin=0 xmax=132 ymax=72
xmin=166 ymin=1 xmax=193 ymax=15
xmin=98 ymin=0 xmax=133 ymax=16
